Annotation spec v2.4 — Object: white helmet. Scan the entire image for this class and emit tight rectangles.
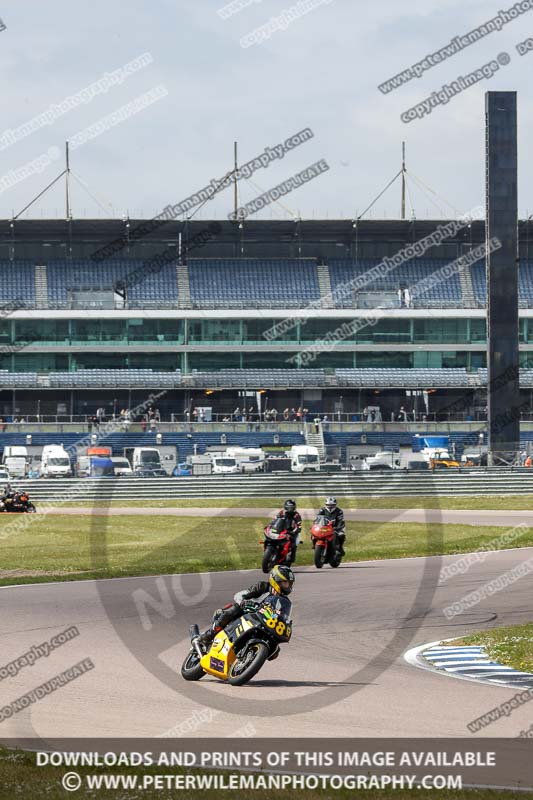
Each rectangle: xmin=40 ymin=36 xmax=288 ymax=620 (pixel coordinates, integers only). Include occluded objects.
xmin=325 ymin=496 xmax=337 ymax=511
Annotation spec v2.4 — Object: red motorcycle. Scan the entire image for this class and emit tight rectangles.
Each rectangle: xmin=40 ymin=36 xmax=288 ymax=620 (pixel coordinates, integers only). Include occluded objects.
xmin=310 ymin=515 xmax=342 ymax=569
xmin=261 ymin=518 xmax=292 ymax=573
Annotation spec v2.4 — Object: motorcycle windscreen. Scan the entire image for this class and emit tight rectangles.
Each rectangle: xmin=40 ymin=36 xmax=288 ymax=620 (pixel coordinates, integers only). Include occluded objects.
xmin=257 ymin=594 xmax=293 ymax=641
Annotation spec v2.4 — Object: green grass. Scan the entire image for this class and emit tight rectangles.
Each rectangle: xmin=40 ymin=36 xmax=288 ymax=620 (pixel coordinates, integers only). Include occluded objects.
xmin=1 ymin=514 xmax=532 ymax=587
xmin=451 ymin=623 xmax=533 ymax=674
xmin=0 ymin=748 xmax=529 ymax=800
xmin=52 ymin=495 xmax=533 ymax=510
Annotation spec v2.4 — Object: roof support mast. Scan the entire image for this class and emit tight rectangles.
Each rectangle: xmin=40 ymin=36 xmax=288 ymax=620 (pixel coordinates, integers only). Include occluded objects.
xmin=401 ymin=141 xmax=406 ymax=220
xmin=65 ymin=141 xmax=71 ymax=220
xmin=233 ymin=141 xmax=238 ymax=219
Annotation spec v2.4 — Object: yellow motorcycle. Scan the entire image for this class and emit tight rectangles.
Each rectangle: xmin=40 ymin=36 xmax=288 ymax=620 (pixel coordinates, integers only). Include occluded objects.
xmin=181 ymin=595 xmax=293 ymax=686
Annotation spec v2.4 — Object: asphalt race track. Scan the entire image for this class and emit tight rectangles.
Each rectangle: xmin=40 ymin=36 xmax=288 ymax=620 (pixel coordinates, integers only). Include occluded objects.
xmin=1 ymin=547 xmax=532 ymax=740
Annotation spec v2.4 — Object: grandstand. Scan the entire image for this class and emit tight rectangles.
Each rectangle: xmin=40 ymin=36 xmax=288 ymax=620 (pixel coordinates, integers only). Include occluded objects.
xmin=0 ymin=216 xmax=532 ymax=434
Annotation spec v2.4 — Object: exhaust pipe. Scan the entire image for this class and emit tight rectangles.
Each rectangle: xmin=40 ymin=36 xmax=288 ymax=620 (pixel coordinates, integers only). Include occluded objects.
xmin=189 ymin=624 xmax=203 ymax=658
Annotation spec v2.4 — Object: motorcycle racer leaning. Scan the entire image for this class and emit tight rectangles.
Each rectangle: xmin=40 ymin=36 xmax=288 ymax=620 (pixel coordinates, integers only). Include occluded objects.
xmin=275 ymin=498 xmax=302 ymax=564
xmin=317 ymin=496 xmax=346 ymax=556
xmin=197 ymin=565 xmax=295 ymax=650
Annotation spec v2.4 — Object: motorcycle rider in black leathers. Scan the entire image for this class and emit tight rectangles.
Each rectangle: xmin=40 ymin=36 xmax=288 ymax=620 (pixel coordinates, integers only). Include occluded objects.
xmin=197 ymin=565 xmax=295 ymax=650
xmin=317 ymin=496 xmax=346 ymax=556
xmin=275 ymin=498 xmax=302 ymax=564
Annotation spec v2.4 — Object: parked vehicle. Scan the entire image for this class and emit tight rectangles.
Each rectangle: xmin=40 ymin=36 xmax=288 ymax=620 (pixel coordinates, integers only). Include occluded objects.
xmin=132 ymin=447 xmax=162 ymax=472
xmin=133 ymin=466 xmax=168 ymax=477
xmin=0 ymin=468 xmax=11 ymax=483
xmin=225 ymin=447 xmax=265 ymax=473
xmin=87 ymin=446 xmax=112 ymax=458
xmin=41 ymin=445 xmax=71 ymax=478
xmin=211 ymin=456 xmax=240 ymax=474
xmin=289 ymin=445 xmax=320 ymax=473
xmin=110 ymin=457 xmax=133 ymax=476
xmin=182 ymin=593 xmax=293 ymax=685
xmin=364 ymin=451 xmax=400 ymax=470
xmin=172 ymin=462 xmax=193 ymax=477
xmin=77 ymin=456 xmax=115 ymax=477
xmin=261 ymin=518 xmax=293 ymax=573
xmin=2 ymin=446 xmax=28 ymax=478
xmin=310 ymin=514 xmax=343 ymax=569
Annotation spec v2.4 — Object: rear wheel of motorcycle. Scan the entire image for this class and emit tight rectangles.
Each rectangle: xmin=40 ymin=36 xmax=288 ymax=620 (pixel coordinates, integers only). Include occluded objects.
xmin=314 ymin=545 xmax=326 ymax=569
xmin=181 ymin=650 xmax=205 ymax=681
xmin=262 ymin=546 xmax=276 ymax=573
xmin=228 ymin=641 xmax=269 ymax=686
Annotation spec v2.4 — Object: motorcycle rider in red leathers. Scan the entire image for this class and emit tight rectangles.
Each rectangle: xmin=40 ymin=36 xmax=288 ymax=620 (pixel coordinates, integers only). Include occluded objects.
xmin=275 ymin=498 xmax=302 ymax=564
xmin=316 ymin=496 xmax=346 ymax=556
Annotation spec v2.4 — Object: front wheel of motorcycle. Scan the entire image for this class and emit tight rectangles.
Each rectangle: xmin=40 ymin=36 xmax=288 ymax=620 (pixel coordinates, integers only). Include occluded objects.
xmin=314 ymin=544 xmax=326 ymax=569
xmin=228 ymin=641 xmax=269 ymax=686
xmin=26 ymin=503 xmax=36 ymax=513
xmin=181 ymin=649 xmax=205 ymax=681
xmin=261 ymin=546 xmax=276 ymax=573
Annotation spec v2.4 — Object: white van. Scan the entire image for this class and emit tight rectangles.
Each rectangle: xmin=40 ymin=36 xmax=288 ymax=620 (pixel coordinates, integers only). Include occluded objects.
xmin=2 ymin=446 xmax=28 ymax=478
xmin=41 ymin=444 xmax=72 ymax=478
xmin=289 ymin=445 xmax=320 ymax=473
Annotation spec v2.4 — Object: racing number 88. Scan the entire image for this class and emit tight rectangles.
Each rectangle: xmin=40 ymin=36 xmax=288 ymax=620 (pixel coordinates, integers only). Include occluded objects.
xmin=266 ymin=617 xmax=290 ymax=637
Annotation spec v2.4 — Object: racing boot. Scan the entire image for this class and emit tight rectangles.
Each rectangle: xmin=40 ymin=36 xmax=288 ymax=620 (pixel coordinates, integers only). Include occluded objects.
xmin=197 ymin=626 xmax=219 ymax=651
xmin=337 ymin=533 xmax=346 ymax=557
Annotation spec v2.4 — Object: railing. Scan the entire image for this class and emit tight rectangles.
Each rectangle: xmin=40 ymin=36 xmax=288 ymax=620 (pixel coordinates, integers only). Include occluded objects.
xmin=2 ymin=412 xmax=533 ymax=427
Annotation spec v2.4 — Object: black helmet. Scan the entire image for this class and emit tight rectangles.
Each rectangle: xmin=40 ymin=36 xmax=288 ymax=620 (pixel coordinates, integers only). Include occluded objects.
xmin=284 ymin=498 xmax=297 ymax=515
xmin=269 ymin=565 xmax=295 ymax=596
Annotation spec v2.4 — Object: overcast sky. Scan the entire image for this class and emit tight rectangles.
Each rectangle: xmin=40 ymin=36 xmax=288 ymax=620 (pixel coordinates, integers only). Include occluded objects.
xmin=1 ymin=0 xmax=532 ymax=221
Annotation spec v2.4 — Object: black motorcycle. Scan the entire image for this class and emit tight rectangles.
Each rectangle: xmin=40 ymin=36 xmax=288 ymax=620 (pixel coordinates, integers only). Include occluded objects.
xmin=0 ymin=491 xmax=36 ymax=513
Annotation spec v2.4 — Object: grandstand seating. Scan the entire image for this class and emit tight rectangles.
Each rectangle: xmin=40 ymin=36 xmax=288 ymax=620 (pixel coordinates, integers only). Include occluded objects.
xmin=328 ymin=259 xmax=462 ymax=308
xmin=189 ymin=369 xmax=326 ymax=387
xmin=48 ymin=369 xmax=182 ymax=388
xmin=469 ymin=260 xmax=533 ymax=306
xmin=0 ymin=261 xmax=35 ymax=306
xmin=335 ymin=368 xmax=471 ymax=388
xmin=470 ymin=260 xmax=486 ymax=306
xmin=0 ymin=370 xmax=39 ymax=387
xmin=47 ymin=260 xmax=179 ymax=307
xmin=188 ymin=259 xmax=321 ymax=307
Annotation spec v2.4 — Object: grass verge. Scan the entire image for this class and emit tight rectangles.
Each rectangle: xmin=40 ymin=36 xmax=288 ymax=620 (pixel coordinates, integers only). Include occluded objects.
xmin=0 ymin=748 xmax=529 ymax=800
xmin=51 ymin=495 xmax=533 ymax=510
xmin=450 ymin=623 xmax=533 ymax=673
xmin=0 ymin=515 xmax=532 ymax=587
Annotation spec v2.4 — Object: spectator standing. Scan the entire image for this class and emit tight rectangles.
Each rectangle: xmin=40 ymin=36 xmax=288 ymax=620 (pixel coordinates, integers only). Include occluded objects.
xmin=233 ymin=406 xmax=240 ymax=422
xmin=271 ymin=408 xmax=278 ymax=422
xmin=283 ymin=408 xmax=290 ymax=421
xmin=397 ymin=406 xmax=408 ymax=422
xmin=303 ymin=407 xmax=309 ymax=422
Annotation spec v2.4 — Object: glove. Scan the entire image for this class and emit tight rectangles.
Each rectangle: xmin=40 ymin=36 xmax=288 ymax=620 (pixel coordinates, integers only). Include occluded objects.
xmin=241 ymin=600 xmax=259 ymax=613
